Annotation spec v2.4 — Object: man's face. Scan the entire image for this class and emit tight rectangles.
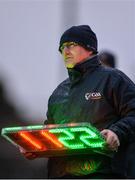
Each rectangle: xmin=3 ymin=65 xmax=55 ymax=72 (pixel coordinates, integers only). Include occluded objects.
xmin=60 ymin=42 xmax=92 ymax=68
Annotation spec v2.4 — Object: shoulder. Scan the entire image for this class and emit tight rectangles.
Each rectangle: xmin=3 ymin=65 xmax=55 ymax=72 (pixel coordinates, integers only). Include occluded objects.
xmin=52 ymin=78 xmax=70 ymax=94
xmin=98 ymin=66 xmax=135 ymax=86
xmin=48 ymin=78 xmax=70 ymax=103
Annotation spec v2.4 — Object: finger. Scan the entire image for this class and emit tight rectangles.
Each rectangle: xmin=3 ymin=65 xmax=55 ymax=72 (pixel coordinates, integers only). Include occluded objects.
xmin=110 ymin=146 xmax=118 ymax=152
xmin=19 ymin=147 xmax=26 ymax=153
xmin=108 ymin=139 xmax=120 ymax=150
xmin=100 ymin=129 xmax=108 ymax=135
xmin=112 ymin=139 xmax=120 ymax=146
xmin=108 ymin=136 xmax=120 ymax=146
xmin=25 ymin=152 xmax=37 ymax=159
xmin=100 ymin=130 xmax=108 ymax=138
xmin=106 ymin=135 xmax=114 ymax=145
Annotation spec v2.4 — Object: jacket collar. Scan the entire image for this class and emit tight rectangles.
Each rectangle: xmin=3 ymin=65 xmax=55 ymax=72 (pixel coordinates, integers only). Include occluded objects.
xmin=74 ymin=55 xmax=101 ymax=73
xmin=67 ymin=55 xmax=101 ymax=84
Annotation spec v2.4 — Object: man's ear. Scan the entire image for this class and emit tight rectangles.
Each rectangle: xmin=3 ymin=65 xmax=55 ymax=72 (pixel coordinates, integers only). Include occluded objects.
xmin=88 ymin=50 xmax=93 ymax=56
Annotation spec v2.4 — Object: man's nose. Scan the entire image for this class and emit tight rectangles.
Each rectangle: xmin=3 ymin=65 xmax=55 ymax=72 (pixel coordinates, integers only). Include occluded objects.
xmin=63 ymin=46 xmax=70 ymax=54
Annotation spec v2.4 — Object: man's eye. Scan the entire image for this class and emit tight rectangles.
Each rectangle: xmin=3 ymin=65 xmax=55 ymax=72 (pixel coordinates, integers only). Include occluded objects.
xmin=60 ymin=43 xmax=78 ymax=51
xmin=68 ymin=43 xmax=77 ymax=48
xmin=69 ymin=44 xmax=75 ymax=48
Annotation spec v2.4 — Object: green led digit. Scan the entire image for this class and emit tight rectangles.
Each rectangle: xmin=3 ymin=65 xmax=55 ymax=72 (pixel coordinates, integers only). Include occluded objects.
xmin=70 ymin=127 xmax=104 ymax=148
xmin=49 ymin=128 xmax=84 ymax=149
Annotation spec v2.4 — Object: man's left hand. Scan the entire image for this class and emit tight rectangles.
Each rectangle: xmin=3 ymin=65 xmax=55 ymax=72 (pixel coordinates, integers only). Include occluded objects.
xmin=100 ymin=129 xmax=120 ymax=151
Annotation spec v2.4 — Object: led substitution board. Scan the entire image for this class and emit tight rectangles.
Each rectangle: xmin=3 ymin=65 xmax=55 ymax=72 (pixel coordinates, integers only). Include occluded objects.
xmin=1 ymin=122 xmax=111 ymax=157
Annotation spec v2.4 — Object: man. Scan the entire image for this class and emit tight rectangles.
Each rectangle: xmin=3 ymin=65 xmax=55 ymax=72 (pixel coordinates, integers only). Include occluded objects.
xmin=44 ymin=25 xmax=135 ymax=178
xmin=45 ymin=25 xmax=135 ymax=178
xmin=22 ymin=25 xmax=135 ymax=178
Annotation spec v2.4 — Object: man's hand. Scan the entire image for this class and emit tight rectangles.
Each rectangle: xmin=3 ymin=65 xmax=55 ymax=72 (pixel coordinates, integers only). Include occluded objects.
xmin=100 ymin=129 xmax=120 ymax=151
xmin=19 ymin=147 xmax=37 ymax=160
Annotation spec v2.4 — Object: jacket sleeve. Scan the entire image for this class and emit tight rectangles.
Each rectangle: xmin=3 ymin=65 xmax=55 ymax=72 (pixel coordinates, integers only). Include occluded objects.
xmin=108 ymin=71 xmax=135 ymax=145
xmin=44 ymin=96 xmax=54 ymax=125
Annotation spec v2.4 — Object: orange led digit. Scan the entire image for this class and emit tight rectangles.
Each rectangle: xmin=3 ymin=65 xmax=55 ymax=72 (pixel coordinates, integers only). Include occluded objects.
xmin=41 ymin=130 xmax=63 ymax=148
xmin=19 ymin=132 xmax=46 ymax=150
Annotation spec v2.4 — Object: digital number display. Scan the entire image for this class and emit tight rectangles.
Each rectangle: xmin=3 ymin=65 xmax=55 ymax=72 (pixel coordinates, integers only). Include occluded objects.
xmin=1 ymin=123 xmax=110 ymax=157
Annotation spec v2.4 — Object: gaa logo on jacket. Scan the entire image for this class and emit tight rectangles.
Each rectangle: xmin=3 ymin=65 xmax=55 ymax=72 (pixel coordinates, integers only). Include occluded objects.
xmin=85 ymin=92 xmax=102 ymax=100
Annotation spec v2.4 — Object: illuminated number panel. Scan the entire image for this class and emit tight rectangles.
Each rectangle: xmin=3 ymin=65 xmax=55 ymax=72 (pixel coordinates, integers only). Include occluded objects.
xmin=1 ymin=123 xmax=111 ymax=157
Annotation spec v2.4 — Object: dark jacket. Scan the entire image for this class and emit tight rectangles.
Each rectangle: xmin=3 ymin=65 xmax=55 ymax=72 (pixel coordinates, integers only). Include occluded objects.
xmin=45 ymin=55 xmax=135 ymax=178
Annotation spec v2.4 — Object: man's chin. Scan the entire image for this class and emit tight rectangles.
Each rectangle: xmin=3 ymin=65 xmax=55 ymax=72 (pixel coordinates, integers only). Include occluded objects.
xmin=65 ymin=63 xmax=75 ymax=69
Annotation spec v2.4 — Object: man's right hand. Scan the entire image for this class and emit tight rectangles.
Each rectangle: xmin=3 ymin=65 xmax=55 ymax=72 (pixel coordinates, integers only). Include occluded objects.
xmin=19 ymin=147 xmax=37 ymax=160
